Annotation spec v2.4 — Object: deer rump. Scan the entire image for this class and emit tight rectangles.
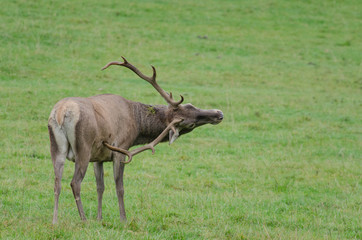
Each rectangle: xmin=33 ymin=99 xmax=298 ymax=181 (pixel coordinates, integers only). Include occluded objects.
xmin=48 ymin=57 xmax=223 ymax=223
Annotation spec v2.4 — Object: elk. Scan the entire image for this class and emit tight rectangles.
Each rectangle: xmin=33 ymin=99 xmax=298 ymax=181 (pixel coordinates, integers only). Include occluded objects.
xmin=48 ymin=57 xmax=223 ymax=223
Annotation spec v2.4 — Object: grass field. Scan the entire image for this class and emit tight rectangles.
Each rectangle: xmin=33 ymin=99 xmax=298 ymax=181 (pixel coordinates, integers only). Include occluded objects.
xmin=0 ymin=0 xmax=361 ymax=239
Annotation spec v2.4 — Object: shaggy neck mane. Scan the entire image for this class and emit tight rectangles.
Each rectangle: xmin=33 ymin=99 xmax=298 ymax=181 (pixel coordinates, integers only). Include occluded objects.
xmin=132 ymin=102 xmax=168 ymax=145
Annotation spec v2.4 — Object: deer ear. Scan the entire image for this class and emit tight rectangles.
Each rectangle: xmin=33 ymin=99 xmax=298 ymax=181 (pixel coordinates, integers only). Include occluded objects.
xmin=169 ymin=128 xmax=180 ymax=144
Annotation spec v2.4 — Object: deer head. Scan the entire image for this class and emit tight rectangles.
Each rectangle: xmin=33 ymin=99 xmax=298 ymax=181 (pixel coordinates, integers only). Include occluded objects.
xmin=166 ymin=103 xmax=223 ymax=144
xmin=102 ymin=57 xmax=223 ymax=162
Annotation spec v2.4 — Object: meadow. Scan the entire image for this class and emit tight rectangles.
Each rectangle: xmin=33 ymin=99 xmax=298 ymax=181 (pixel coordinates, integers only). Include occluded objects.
xmin=0 ymin=0 xmax=361 ymax=239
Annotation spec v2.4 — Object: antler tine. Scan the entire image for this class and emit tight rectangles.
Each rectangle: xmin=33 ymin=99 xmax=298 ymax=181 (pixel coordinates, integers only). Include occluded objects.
xmin=102 ymin=56 xmax=155 ymax=83
xmin=174 ymin=95 xmax=184 ymax=106
xmin=102 ymin=56 xmax=184 ymax=107
xmin=101 ymin=56 xmax=129 ymax=70
xmin=103 ymin=118 xmax=183 ymax=164
xmin=169 ymin=92 xmax=184 ymax=106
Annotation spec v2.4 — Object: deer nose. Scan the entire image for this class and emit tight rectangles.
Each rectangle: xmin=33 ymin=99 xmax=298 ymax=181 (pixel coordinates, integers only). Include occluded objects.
xmin=217 ymin=111 xmax=224 ymax=120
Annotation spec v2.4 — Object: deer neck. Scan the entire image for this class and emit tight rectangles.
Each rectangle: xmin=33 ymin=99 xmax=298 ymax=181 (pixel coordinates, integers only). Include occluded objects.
xmin=132 ymin=102 xmax=169 ymax=146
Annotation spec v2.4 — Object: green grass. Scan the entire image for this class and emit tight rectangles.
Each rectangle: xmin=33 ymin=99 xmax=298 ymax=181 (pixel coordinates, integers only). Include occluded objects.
xmin=1 ymin=0 xmax=361 ymax=239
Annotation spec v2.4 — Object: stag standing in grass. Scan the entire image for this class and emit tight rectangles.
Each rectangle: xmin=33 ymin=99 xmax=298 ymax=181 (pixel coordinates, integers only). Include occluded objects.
xmin=48 ymin=57 xmax=224 ymax=223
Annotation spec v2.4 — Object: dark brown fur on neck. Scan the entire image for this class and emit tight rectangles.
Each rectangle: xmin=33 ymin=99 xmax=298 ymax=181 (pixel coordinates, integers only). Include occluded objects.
xmin=132 ymin=102 xmax=168 ymax=145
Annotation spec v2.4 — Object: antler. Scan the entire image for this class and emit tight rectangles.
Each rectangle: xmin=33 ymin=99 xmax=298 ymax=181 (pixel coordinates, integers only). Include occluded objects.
xmin=102 ymin=56 xmax=184 ymax=108
xmin=103 ymin=118 xmax=183 ymax=164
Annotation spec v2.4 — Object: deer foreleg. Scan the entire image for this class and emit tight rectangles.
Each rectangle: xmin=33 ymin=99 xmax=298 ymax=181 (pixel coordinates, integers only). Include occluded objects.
xmin=113 ymin=155 xmax=126 ymax=221
xmin=94 ymin=162 xmax=104 ymax=221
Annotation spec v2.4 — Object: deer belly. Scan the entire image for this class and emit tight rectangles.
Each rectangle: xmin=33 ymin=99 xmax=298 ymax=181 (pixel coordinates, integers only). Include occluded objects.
xmin=90 ymin=144 xmax=113 ymax=162
xmin=65 ymin=143 xmax=112 ymax=162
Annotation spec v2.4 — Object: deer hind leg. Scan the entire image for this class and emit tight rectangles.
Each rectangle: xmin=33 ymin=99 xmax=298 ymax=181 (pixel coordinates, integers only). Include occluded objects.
xmin=113 ymin=154 xmax=126 ymax=221
xmin=48 ymin=124 xmax=68 ymax=224
xmin=70 ymin=148 xmax=90 ymax=221
xmin=94 ymin=162 xmax=104 ymax=220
